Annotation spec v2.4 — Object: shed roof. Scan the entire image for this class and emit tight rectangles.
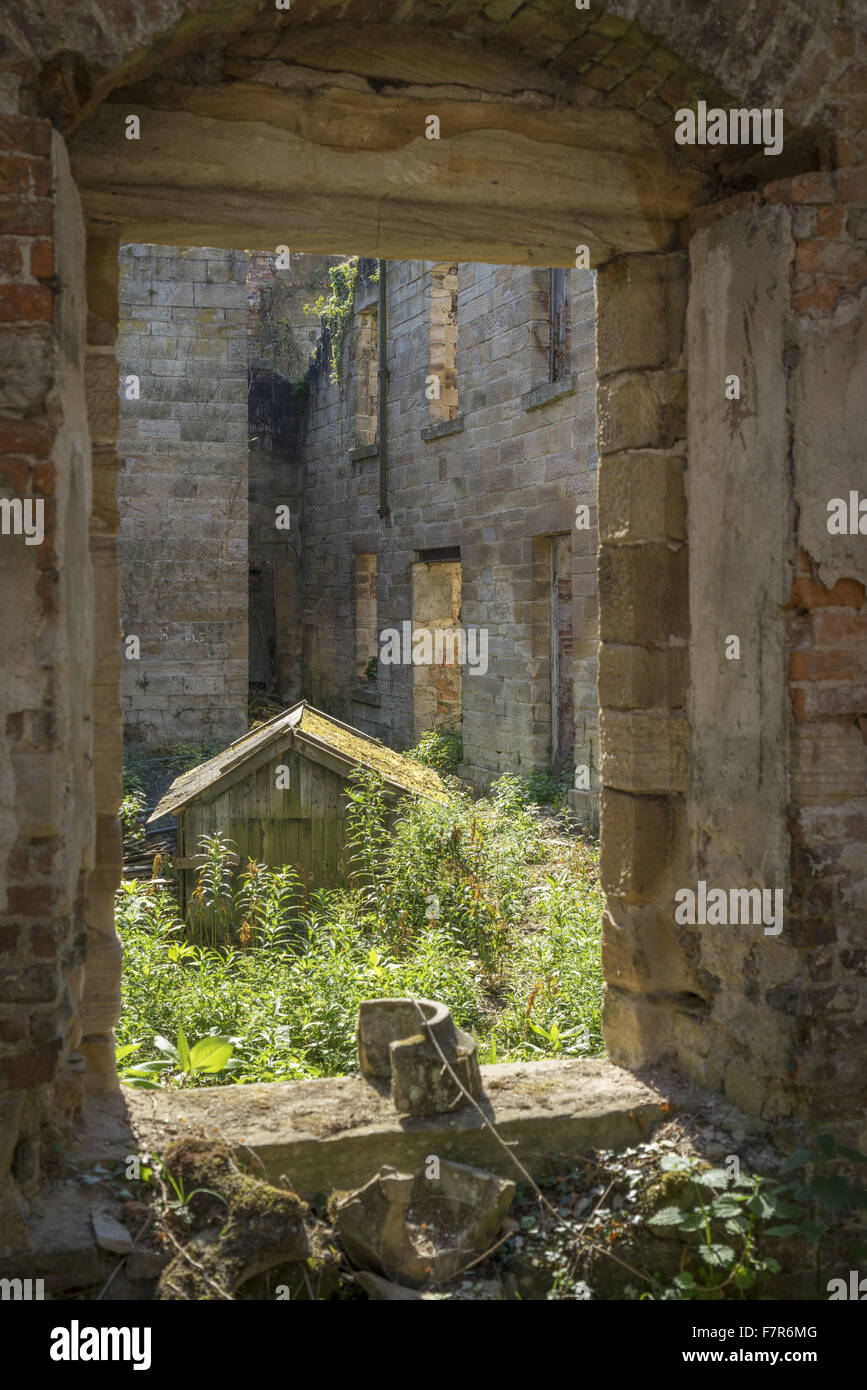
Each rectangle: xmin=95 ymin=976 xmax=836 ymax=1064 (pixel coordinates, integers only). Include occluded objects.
xmin=148 ymin=700 xmax=449 ymax=822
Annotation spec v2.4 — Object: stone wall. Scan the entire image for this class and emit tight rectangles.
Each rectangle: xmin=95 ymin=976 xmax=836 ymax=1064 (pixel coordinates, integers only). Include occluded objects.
xmin=115 ymin=245 xmax=249 ymax=748
xmin=295 ymin=259 xmax=598 ymax=806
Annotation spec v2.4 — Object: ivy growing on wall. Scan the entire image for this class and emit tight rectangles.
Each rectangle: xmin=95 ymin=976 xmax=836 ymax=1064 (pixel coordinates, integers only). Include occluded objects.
xmin=304 ymin=257 xmax=360 ymax=383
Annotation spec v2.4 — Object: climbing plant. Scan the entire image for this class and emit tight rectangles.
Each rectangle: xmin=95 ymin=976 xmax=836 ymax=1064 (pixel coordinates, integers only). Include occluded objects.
xmin=304 ymin=257 xmax=360 ymax=382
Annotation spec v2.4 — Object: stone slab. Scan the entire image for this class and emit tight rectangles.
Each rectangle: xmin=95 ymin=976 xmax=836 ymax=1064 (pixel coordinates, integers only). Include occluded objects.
xmin=112 ymin=1058 xmax=671 ymax=1199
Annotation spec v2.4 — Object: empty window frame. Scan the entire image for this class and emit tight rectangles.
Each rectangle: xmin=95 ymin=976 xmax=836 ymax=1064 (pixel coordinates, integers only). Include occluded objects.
xmin=428 ymin=263 xmax=459 ymax=422
xmin=355 ymin=306 xmax=378 ymax=448
xmin=354 ymin=553 xmax=378 ymax=684
xmin=549 ymin=267 xmax=568 ymax=383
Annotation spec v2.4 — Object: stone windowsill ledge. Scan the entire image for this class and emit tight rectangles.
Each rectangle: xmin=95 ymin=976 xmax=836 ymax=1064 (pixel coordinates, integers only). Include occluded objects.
xmin=350 ymin=442 xmax=379 ymax=462
xmin=521 ymin=375 xmax=577 ymax=412
xmin=421 ymin=414 xmax=465 ymax=442
xmin=119 ymin=1057 xmax=671 ymax=1200
xmin=351 ymin=685 xmax=381 ymax=707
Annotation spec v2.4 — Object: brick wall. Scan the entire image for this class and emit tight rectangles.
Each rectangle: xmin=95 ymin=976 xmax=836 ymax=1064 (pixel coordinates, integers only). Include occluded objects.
xmin=0 ymin=126 xmax=96 ymax=1253
xmin=116 ymin=246 xmax=249 ymax=748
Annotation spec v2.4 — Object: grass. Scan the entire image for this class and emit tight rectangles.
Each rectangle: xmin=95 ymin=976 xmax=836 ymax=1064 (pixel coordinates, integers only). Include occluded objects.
xmin=116 ymin=745 xmax=605 ymax=1087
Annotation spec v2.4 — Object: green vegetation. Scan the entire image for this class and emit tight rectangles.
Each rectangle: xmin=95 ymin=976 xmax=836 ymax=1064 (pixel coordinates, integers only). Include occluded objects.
xmin=404 ymin=728 xmax=463 ymax=776
xmin=120 ymin=765 xmax=147 ymax=852
xmin=116 ymin=759 xmax=604 ymax=1086
xmin=304 ymin=257 xmax=360 ymax=382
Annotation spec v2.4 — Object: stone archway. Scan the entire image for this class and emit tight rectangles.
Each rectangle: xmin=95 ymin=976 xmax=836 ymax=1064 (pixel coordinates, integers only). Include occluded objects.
xmin=1 ymin=0 xmax=865 ymax=1252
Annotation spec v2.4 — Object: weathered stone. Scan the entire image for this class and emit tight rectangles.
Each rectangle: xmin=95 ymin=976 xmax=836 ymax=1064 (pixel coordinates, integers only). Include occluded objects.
xmin=334 ymin=1159 xmax=515 ymax=1288
xmin=155 ymin=1137 xmax=309 ymax=1300
xmin=91 ymin=1208 xmax=133 ymax=1255
xmin=356 ymin=998 xmax=482 ymax=1116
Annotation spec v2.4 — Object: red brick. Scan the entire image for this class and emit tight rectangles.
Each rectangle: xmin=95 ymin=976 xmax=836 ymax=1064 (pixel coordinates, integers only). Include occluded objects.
xmin=0 ymin=1015 xmax=28 ymax=1044
xmin=795 ymin=239 xmax=828 ymax=273
xmin=31 ymin=460 xmax=55 ymax=495
xmin=790 ymin=573 xmax=865 ymax=610
xmin=7 ymin=885 xmax=56 ymax=916
xmin=0 ymin=201 xmax=52 ymax=237
xmin=0 ymin=284 xmax=52 ymax=322
xmin=0 ymin=155 xmax=34 ymax=196
xmin=0 ymin=965 xmax=56 ymax=1004
xmin=809 ymin=683 xmax=867 ymax=717
xmin=29 ymin=240 xmax=53 ymax=279
xmin=765 ymin=171 xmax=835 ymax=205
xmin=0 ymin=455 xmax=31 ymax=492
xmin=790 ymin=688 xmax=806 ymax=722
xmin=29 ymin=1011 xmax=61 ymax=1044
xmin=830 ymin=24 xmax=856 ymax=58
xmin=30 ymin=924 xmax=58 ymax=958
xmin=789 ymin=649 xmax=863 ymax=681
xmin=0 ymin=117 xmax=51 ymax=158
xmin=0 ymin=925 xmax=20 ymax=954
xmin=837 ymin=166 xmax=867 ymax=203
xmin=816 ymin=206 xmax=847 ymax=236
xmin=0 ymin=237 xmax=23 ymax=276
xmin=814 ymin=610 xmax=867 ymax=645
xmin=0 ymin=1043 xmax=61 ymax=1088
xmin=791 ymin=281 xmax=839 ymax=315
xmin=0 ymin=420 xmax=53 ymax=455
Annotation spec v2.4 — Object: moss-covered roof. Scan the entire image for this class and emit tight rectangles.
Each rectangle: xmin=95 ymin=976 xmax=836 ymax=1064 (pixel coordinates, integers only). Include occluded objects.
xmin=148 ymin=700 xmax=448 ymax=821
xmin=296 ymin=706 xmax=447 ymax=803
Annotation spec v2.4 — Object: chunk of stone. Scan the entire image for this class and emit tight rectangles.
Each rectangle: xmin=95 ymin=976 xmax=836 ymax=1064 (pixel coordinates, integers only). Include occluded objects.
xmin=335 ymin=1159 xmax=515 ymax=1289
xmin=356 ymin=997 xmax=482 ymax=1115
xmin=91 ymin=1208 xmax=133 ymax=1255
xmin=355 ymin=1270 xmax=435 ymax=1300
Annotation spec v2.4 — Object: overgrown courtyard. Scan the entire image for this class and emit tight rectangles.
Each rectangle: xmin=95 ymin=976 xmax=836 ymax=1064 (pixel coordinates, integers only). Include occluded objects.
xmin=116 ymin=736 xmax=604 ymax=1089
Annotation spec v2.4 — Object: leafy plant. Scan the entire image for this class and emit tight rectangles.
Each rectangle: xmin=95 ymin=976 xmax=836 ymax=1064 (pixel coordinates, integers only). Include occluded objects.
xmin=643 ymin=1135 xmax=867 ymax=1300
xmin=405 ymin=729 xmax=463 ymax=775
xmin=116 ymin=1028 xmax=236 ymax=1089
xmin=646 ymin=1155 xmax=783 ymax=1298
xmin=304 ymin=257 xmax=360 ymax=382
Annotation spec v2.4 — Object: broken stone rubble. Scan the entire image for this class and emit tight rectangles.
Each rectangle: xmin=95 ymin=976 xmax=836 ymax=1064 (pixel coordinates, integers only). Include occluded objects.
xmin=334 ymin=1159 xmax=516 ymax=1290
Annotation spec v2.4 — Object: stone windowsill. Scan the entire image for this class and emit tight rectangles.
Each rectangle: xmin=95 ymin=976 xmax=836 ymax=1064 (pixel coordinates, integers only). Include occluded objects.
xmin=521 ymin=375 xmax=577 ymax=412
xmin=352 ymin=685 xmax=381 ymax=707
xmin=421 ymin=414 xmax=465 ymax=442
xmin=349 ymin=442 xmax=379 ymax=462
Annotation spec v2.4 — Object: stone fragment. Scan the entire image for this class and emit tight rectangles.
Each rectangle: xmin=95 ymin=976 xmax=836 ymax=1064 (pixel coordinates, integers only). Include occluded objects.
xmin=91 ymin=1208 xmax=133 ymax=1255
xmin=335 ymin=1159 xmax=515 ymax=1289
xmin=356 ymin=997 xmax=482 ymax=1116
xmin=355 ymin=1270 xmax=434 ymax=1300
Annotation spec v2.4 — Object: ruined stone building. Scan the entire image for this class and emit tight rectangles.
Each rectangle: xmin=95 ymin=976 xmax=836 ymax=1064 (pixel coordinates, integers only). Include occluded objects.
xmin=2 ymin=0 xmax=866 ymax=1270
xmin=116 ymin=249 xmax=598 ymax=811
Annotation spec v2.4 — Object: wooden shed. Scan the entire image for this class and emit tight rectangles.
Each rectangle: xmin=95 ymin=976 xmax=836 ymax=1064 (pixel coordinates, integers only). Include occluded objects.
xmin=148 ymin=700 xmax=448 ymax=909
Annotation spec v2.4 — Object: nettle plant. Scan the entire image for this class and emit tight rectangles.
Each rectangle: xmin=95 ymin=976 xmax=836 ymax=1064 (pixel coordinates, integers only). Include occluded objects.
xmin=644 ymin=1133 xmax=867 ymax=1300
